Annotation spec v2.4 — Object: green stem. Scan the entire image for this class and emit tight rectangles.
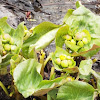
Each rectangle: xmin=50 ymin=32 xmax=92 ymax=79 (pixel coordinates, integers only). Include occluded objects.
xmin=40 ymin=50 xmax=45 ymax=78
xmin=91 ymin=79 xmax=96 ymax=89
xmin=50 ymin=67 xmax=55 ymax=80
xmin=76 ymin=72 xmax=79 ymax=80
xmin=44 ymin=53 xmax=52 ymax=67
xmin=91 ymin=69 xmax=100 ymax=79
xmin=0 ymin=81 xmax=9 ymax=96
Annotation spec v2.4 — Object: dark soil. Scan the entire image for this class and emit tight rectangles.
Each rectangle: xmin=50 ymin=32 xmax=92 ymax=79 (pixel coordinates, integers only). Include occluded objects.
xmin=0 ymin=0 xmax=100 ymax=100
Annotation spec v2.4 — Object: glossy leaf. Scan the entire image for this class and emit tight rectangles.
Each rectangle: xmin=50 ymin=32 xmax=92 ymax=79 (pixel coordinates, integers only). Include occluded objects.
xmin=79 ymin=59 xmax=93 ymax=75
xmin=57 ymin=81 xmax=95 ymax=100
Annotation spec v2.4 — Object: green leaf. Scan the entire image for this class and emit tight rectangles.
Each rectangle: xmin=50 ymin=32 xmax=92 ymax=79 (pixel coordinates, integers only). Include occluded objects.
xmin=0 ymin=20 xmax=24 ymax=67
xmin=51 ymin=47 xmax=76 ymax=71
xmin=81 ymin=47 xmax=100 ymax=58
xmin=13 ymin=59 xmax=67 ymax=98
xmin=12 ymin=22 xmax=24 ymax=53
xmin=79 ymin=74 xmax=91 ymax=81
xmin=33 ymin=77 xmax=66 ymax=96
xmin=10 ymin=54 xmax=23 ymax=75
xmin=72 ymin=44 xmax=100 ymax=57
xmin=91 ymin=69 xmax=100 ymax=80
xmin=57 ymin=81 xmax=95 ymax=100
xmin=0 ymin=54 xmax=13 ymax=68
xmin=75 ymin=1 xmax=82 ymax=8
xmin=79 ymin=59 xmax=93 ymax=75
xmin=97 ymin=79 xmax=100 ymax=93
xmin=47 ymin=88 xmax=58 ymax=100
xmin=90 ymin=70 xmax=100 ymax=93
xmin=22 ymin=22 xmax=60 ymax=58
xmin=63 ymin=9 xmax=74 ymax=24
xmin=0 ymin=17 xmax=24 ymax=54
xmin=56 ymin=25 xmax=69 ymax=47
xmin=13 ymin=59 xmax=43 ymax=98
xmin=29 ymin=28 xmax=59 ymax=51
xmin=0 ymin=38 xmax=3 ymax=54
xmin=55 ymin=24 xmax=93 ymax=55
xmin=65 ymin=40 xmax=80 ymax=52
xmin=63 ymin=2 xmax=100 ymax=56
xmin=0 ymin=17 xmax=13 ymax=34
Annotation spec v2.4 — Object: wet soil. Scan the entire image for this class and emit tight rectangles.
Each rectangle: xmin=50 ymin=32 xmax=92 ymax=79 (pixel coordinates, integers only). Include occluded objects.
xmin=0 ymin=0 xmax=100 ymax=100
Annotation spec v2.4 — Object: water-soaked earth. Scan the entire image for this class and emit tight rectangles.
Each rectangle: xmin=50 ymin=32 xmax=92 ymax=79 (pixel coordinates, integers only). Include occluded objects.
xmin=0 ymin=0 xmax=100 ymax=100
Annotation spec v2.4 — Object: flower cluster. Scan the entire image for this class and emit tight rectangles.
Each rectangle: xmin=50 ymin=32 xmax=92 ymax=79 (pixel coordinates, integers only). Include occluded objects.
xmin=55 ymin=54 xmax=75 ymax=68
xmin=0 ymin=34 xmax=17 ymax=55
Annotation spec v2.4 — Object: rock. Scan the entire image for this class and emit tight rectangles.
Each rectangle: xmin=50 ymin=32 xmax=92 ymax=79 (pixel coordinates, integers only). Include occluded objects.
xmin=0 ymin=4 xmax=18 ymax=28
